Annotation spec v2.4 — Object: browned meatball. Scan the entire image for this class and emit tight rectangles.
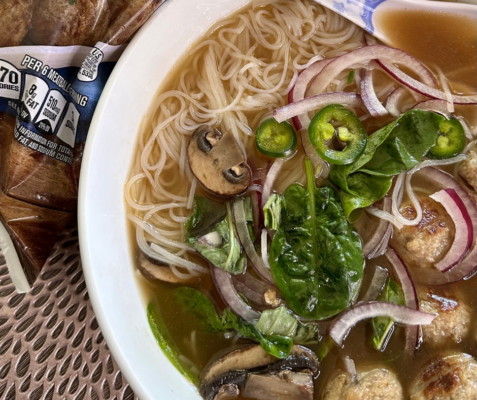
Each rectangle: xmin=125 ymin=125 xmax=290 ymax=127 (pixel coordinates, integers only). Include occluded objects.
xmin=418 ymin=286 xmax=471 ymax=347
xmin=410 ymin=353 xmax=477 ymax=400
xmin=323 ymin=368 xmax=404 ymax=400
xmin=459 ymin=143 xmax=477 ymax=202
xmin=102 ymin=0 xmax=162 ymax=45
xmin=27 ymin=0 xmax=110 ymax=46
xmin=390 ymin=197 xmax=454 ymax=269
xmin=0 ymin=0 xmax=34 ymax=47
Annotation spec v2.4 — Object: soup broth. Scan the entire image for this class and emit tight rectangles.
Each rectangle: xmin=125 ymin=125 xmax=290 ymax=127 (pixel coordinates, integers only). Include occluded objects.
xmin=127 ymin=1 xmax=477 ymax=399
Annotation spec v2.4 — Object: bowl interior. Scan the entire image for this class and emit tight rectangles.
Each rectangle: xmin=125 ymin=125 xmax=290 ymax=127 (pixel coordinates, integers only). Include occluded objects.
xmin=78 ymin=1 xmax=250 ymax=399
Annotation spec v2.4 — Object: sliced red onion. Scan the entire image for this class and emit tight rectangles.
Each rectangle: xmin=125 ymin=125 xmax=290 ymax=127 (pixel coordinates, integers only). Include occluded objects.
xmin=233 ymin=198 xmax=275 ymax=284
xmin=261 ymin=229 xmax=271 ymax=270
xmin=329 ymin=302 xmax=436 ymax=347
xmin=385 ymin=87 xmax=406 ymax=117
xmin=360 ymin=69 xmax=389 ymax=117
xmin=360 ymin=265 xmax=389 ymax=302
xmin=363 ymin=197 xmax=392 ymax=258
xmin=301 ymin=130 xmax=330 ymax=181
xmin=233 ymin=278 xmax=267 ymax=306
xmin=308 ymin=45 xmax=476 ymax=104
xmin=250 ymin=191 xmax=261 ymax=240
xmin=274 ymin=92 xmax=363 ymax=123
xmin=373 ymin=223 xmax=393 ymax=258
xmin=385 ymin=248 xmax=420 ymax=354
xmin=289 ymin=58 xmax=335 ymax=130
xmin=234 ymin=272 xmax=274 ymax=295
xmin=408 ymin=168 xmax=477 ymax=285
xmin=212 ymin=267 xmax=261 ymax=321
xmin=412 ymin=99 xmax=452 ymax=119
xmin=261 ymin=158 xmax=285 ymax=209
xmin=429 ymin=189 xmax=473 ymax=273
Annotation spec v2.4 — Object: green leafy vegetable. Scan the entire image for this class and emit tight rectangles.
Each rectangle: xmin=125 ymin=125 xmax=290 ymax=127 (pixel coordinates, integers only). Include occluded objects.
xmin=330 ymin=109 xmax=445 ymax=217
xmin=222 ymin=309 xmax=293 ymax=359
xmin=174 ymin=287 xmax=224 ymax=333
xmin=264 ymin=194 xmax=283 ymax=230
xmin=256 ymin=306 xmax=320 ymax=344
xmin=173 ymin=287 xmax=299 ymax=359
xmin=370 ymin=278 xmax=405 ymax=350
xmin=185 ymin=197 xmax=244 ymax=274
xmin=270 ymin=159 xmax=364 ymax=320
xmin=147 ymin=301 xmax=199 ymax=384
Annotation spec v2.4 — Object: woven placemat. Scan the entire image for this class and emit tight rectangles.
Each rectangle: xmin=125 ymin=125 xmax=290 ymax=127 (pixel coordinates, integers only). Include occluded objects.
xmin=0 ymin=227 xmax=138 ymax=400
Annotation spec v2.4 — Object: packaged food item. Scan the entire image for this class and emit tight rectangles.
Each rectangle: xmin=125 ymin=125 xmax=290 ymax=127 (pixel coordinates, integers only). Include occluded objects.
xmin=0 ymin=0 xmax=164 ymax=291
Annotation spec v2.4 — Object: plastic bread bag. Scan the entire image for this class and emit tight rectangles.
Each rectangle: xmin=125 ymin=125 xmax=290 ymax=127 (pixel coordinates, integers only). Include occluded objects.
xmin=0 ymin=0 xmax=164 ymax=292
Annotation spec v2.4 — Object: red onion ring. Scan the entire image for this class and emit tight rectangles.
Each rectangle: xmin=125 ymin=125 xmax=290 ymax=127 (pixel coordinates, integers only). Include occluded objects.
xmin=233 ymin=278 xmax=268 ymax=306
xmin=329 ymin=302 xmax=436 ymax=347
xmin=385 ymin=87 xmax=406 ymax=118
xmin=363 ymin=197 xmax=392 ymax=258
xmin=212 ymin=267 xmax=260 ymax=321
xmin=261 ymin=159 xmax=285 ymax=209
xmin=360 ymin=69 xmax=389 ymax=117
xmin=385 ymin=248 xmax=420 ymax=354
xmin=250 ymin=190 xmax=261 ymax=240
xmin=289 ymin=58 xmax=335 ymax=130
xmin=412 ymin=99 xmax=452 ymax=119
xmin=411 ymin=168 xmax=477 ymax=285
xmin=429 ymin=188 xmax=473 ymax=273
xmin=233 ymin=198 xmax=275 ymax=284
xmin=308 ymin=45 xmax=476 ymax=104
xmin=360 ymin=265 xmax=389 ymax=303
xmin=275 ymin=92 xmax=363 ymax=124
xmin=234 ymin=272 xmax=274 ymax=295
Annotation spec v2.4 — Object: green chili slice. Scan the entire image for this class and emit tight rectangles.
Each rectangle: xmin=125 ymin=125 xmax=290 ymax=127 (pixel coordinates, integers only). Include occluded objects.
xmin=308 ymin=104 xmax=367 ymax=165
xmin=428 ymin=117 xmax=466 ymax=159
xmin=256 ymin=118 xmax=297 ymax=158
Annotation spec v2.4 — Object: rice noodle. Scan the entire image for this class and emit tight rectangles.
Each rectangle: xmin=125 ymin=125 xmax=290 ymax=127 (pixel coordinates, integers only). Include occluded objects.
xmin=437 ymin=68 xmax=454 ymax=113
xmin=365 ymin=206 xmax=404 ymax=230
xmin=125 ymin=0 xmax=365 ymax=280
xmin=391 ymin=172 xmax=423 ymax=227
xmin=457 ymin=116 xmax=474 ymax=140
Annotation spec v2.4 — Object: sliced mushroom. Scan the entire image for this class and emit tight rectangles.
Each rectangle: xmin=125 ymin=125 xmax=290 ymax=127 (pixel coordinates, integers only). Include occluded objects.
xmin=243 ymin=371 xmax=314 ymax=400
xmin=137 ymin=253 xmax=195 ymax=284
xmin=188 ymin=126 xmax=251 ymax=197
xmin=200 ymin=345 xmax=319 ymax=400
xmin=213 ymin=384 xmax=239 ymax=400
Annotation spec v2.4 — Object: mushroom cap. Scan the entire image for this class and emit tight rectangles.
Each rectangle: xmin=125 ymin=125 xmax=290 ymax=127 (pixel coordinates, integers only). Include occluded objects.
xmin=199 ymin=344 xmax=319 ymax=400
xmin=188 ymin=126 xmax=251 ymax=197
xmin=137 ymin=253 xmax=195 ymax=284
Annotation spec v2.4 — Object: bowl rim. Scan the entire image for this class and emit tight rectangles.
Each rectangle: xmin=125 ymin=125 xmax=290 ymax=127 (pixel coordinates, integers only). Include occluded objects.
xmin=78 ymin=0 xmax=250 ymax=399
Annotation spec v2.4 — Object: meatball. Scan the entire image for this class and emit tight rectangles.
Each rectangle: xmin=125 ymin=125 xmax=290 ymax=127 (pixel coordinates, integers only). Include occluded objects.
xmin=323 ymin=368 xmax=404 ymax=400
xmin=459 ymin=143 xmax=477 ymax=202
xmin=390 ymin=197 xmax=454 ymax=269
xmin=418 ymin=286 xmax=472 ymax=347
xmin=0 ymin=0 xmax=34 ymax=47
xmin=410 ymin=353 xmax=477 ymax=400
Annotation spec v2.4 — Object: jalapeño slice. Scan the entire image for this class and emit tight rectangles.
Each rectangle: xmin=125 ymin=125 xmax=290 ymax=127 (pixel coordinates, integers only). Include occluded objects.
xmin=256 ymin=118 xmax=297 ymax=158
xmin=428 ymin=117 xmax=466 ymax=159
xmin=308 ymin=104 xmax=367 ymax=165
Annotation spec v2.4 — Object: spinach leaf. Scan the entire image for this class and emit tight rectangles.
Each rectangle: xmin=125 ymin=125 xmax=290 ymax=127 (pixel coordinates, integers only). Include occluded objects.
xmin=222 ymin=309 xmax=293 ymax=359
xmin=330 ymin=110 xmax=445 ymax=217
xmin=270 ymin=159 xmax=364 ymax=320
xmin=185 ymin=197 xmax=244 ymax=274
xmin=172 ymin=287 xmax=295 ymax=359
xmin=360 ymin=110 xmax=443 ymax=176
xmin=147 ymin=301 xmax=199 ymax=384
xmin=174 ymin=287 xmax=224 ymax=333
xmin=256 ymin=306 xmax=320 ymax=344
xmin=370 ymin=278 xmax=405 ymax=350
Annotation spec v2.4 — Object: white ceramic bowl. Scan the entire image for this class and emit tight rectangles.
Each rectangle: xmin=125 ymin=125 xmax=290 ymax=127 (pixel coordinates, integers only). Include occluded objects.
xmin=78 ymin=1 xmax=250 ymax=399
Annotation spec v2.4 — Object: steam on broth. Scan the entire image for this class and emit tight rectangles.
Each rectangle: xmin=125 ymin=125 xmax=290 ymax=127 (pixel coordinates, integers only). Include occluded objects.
xmin=126 ymin=1 xmax=477 ymax=399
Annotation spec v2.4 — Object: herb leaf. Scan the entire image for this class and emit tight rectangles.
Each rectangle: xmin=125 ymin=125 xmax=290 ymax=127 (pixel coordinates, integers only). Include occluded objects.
xmin=185 ymin=197 xmax=244 ymax=274
xmin=270 ymin=159 xmax=364 ymax=320
xmin=371 ymin=278 xmax=405 ymax=350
